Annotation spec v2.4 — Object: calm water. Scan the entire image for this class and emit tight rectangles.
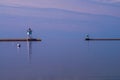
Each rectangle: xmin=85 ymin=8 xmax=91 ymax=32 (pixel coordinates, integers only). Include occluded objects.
xmin=0 ymin=34 xmax=120 ymax=80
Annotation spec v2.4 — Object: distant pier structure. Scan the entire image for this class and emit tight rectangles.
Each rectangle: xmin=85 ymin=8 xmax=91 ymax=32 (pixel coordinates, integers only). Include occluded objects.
xmin=85 ymin=34 xmax=120 ymax=41
xmin=0 ymin=28 xmax=41 ymax=42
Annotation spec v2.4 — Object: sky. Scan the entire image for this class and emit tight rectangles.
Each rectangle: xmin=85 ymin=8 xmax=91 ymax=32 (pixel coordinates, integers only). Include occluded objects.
xmin=0 ymin=0 xmax=120 ymax=33
xmin=0 ymin=0 xmax=120 ymax=17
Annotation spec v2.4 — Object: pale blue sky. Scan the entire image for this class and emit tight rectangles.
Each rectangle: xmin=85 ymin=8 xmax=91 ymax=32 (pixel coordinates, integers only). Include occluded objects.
xmin=0 ymin=0 xmax=120 ymax=33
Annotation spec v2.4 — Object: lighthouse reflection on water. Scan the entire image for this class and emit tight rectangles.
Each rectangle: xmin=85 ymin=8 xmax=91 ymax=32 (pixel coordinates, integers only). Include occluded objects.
xmin=17 ymin=28 xmax=34 ymax=63
xmin=27 ymin=28 xmax=32 ymax=63
xmin=27 ymin=41 xmax=32 ymax=63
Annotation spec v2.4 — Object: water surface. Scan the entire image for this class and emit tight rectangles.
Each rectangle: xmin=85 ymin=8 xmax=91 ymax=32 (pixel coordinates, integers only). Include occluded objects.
xmin=0 ymin=34 xmax=120 ymax=80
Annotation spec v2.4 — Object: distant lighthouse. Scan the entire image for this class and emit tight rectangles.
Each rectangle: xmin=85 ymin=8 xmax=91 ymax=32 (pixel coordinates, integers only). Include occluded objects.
xmin=27 ymin=28 xmax=32 ymax=39
xmin=85 ymin=34 xmax=89 ymax=40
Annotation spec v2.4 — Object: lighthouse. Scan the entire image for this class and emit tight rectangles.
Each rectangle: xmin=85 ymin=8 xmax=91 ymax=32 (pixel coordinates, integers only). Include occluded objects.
xmin=27 ymin=28 xmax=32 ymax=39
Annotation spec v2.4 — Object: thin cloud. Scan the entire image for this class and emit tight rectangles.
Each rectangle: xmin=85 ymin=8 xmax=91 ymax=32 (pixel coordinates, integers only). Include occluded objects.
xmin=93 ymin=0 xmax=120 ymax=3
xmin=0 ymin=0 xmax=120 ymax=17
